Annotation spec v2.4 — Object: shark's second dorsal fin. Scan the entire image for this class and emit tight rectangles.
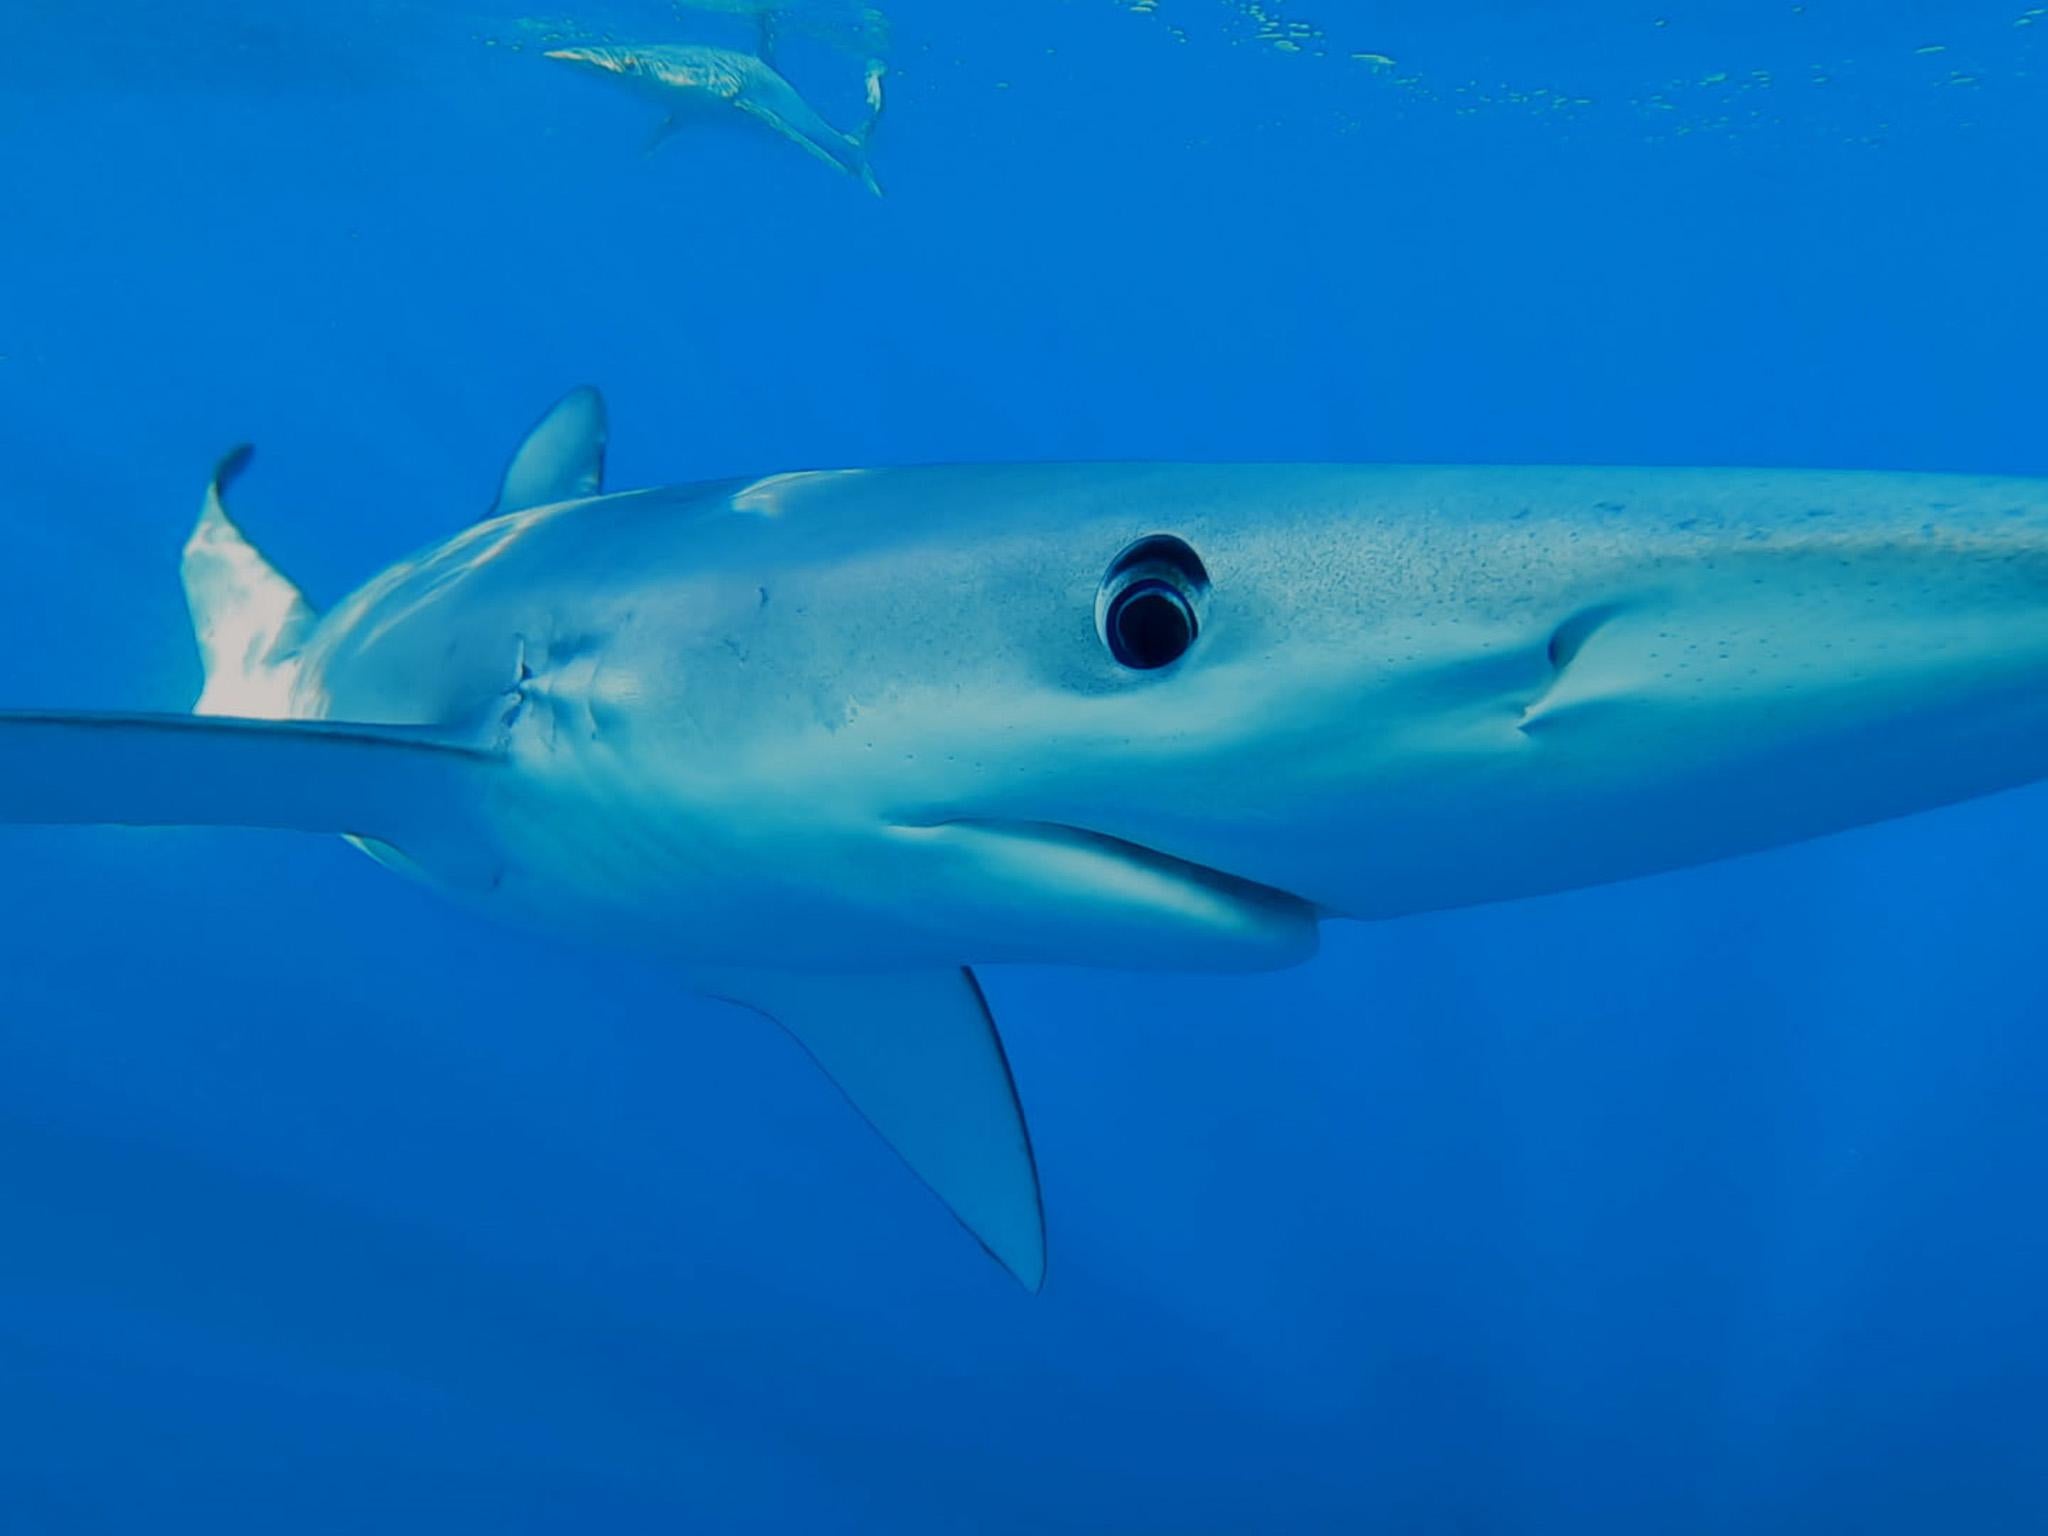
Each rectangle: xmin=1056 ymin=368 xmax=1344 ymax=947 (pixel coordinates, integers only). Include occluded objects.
xmin=182 ymin=447 xmax=317 ymax=720
xmin=491 ymin=386 xmax=608 ymax=517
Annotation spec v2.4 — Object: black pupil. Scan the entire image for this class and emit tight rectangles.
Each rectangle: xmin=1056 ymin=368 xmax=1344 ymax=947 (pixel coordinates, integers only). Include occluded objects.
xmin=1110 ymin=581 xmax=1195 ymax=669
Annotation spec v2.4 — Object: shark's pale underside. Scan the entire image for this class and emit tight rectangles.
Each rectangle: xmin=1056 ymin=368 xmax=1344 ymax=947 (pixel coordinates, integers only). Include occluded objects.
xmin=9 ymin=388 xmax=2048 ymax=1288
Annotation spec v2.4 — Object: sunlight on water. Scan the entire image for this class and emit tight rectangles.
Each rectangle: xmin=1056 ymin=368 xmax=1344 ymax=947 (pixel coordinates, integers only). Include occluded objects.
xmin=1115 ymin=0 xmax=2043 ymax=142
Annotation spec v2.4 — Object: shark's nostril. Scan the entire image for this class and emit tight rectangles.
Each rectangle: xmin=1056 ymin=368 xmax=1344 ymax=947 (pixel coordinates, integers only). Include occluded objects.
xmin=1546 ymin=602 xmax=1626 ymax=675
xmin=1521 ymin=602 xmax=1632 ymax=733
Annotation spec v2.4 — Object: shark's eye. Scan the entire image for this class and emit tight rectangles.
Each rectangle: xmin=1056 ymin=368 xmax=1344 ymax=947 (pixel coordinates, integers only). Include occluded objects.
xmin=1107 ymin=579 xmax=1195 ymax=669
xmin=1098 ymin=535 xmax=1208 ymax=671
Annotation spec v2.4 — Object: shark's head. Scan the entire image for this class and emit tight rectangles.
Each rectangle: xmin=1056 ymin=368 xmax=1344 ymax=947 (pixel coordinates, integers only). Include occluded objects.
xmin=543 ymin=44 xmax=645 ymax=79
xmin=543 ymin=43 xmax=725 ymax=98
xmin=543 ymin=41 xmax=738 ymax=98
xmin=492 ymin=461 xmax=2048 ymax=973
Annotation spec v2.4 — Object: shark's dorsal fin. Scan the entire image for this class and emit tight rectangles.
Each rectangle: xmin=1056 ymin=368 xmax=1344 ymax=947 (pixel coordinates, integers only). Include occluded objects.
xmin=705 ymin=967 xmax=1047 ymax=1291
xmin=182 ymin=447 xmax=317 ymax=719
xmin=491 ymin=386 xmax=608 ymax=517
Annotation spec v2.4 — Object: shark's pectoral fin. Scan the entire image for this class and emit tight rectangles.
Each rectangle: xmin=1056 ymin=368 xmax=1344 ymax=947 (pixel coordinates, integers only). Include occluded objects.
xmin=703 ymin=967 xmax=1046 ymax=1291
xmin=490 ymin=386 xmax=608 ymax=517
xmin=0 ymin=711 xmax=496 ymax=866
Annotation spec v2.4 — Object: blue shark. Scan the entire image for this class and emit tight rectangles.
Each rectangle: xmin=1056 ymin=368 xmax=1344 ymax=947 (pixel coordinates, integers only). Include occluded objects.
xmin=8 ymin=387 xmax=2048 ymax=1287
xmin=665 ymin=0 xmax=891 ymax=55
xmin=546 ymin=40 xmax=886 ymax=196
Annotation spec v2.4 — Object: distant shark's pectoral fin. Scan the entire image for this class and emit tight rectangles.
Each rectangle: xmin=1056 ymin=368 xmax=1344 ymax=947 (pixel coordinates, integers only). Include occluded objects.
xmin=641 ymin=112 xmax=682 ymax=157
xmin=0 ymin=711 xmax=495 ymax=860
xmin=705 ymin=967 xmax=1046 ymax=1291
xmin=490 ymin=386 xmax=608 ymax=517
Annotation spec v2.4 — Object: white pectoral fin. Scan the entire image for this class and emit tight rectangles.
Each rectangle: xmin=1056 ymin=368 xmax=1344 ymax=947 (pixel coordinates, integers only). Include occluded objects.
xmin=706 ymin=967 xmax=1047 ymax=1292
xmin=0 ymin=711 xmax=494 ymax=856
xmin=490 ymin=386 xmax=608 ymax=516
xmin=182 ymin=446 xmax=317 ymax=718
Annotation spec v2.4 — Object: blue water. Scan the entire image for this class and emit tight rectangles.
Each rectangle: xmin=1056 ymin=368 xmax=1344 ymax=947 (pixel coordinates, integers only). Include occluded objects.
xmin=3 ymin=2 xmax=2047 ymax=1529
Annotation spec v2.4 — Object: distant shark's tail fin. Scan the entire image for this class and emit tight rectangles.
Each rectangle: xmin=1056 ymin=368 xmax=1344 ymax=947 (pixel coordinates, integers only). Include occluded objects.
xmin=852 ymin=59 xmax=885 ymax=197
xmin=181 ymin=448 xmax=317 ymax=720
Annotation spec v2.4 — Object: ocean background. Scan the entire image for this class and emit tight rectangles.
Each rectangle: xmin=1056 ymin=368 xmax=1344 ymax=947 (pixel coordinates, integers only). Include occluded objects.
xmin=3 ymin=1 xmax=2047 ymax=1529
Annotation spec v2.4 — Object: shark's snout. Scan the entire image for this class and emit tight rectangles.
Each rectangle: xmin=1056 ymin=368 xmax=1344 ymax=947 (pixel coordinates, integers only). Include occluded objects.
xmin=545 ymin=46 xmax=634 ymax=76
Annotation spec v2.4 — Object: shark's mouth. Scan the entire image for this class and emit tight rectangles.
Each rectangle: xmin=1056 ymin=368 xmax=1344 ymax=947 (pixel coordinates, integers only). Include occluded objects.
xmin=894 ymin=817 xmax=1321 ymax=970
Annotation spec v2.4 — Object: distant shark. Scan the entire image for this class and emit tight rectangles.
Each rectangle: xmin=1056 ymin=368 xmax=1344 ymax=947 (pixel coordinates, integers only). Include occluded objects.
xmin=9 ymin=388 xmax=2048 ymax=1288
xmin=665 ymin=0 xmax=890 ymax=55
xmin=547 ymin=38 xmax=886 ymax=196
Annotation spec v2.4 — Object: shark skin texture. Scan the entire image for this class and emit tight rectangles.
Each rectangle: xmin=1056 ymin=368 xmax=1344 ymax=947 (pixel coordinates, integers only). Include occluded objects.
xmin=7 ymin=386 xmax=2048 ymax=1288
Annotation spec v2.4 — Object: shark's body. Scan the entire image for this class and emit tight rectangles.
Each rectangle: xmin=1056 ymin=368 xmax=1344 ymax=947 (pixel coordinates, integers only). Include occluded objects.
xmin=546 ymin=40 xmax=886 ymax=196
xmin=11 ymin=389 xmax=2048 ymax=1286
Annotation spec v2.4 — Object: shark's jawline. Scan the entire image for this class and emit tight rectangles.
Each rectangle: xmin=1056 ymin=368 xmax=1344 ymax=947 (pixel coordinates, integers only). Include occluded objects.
xmin=915 ymin=817 xmax=1325 ymax=919
xmin=921 ymin=819 xmax=1302 ymax=888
